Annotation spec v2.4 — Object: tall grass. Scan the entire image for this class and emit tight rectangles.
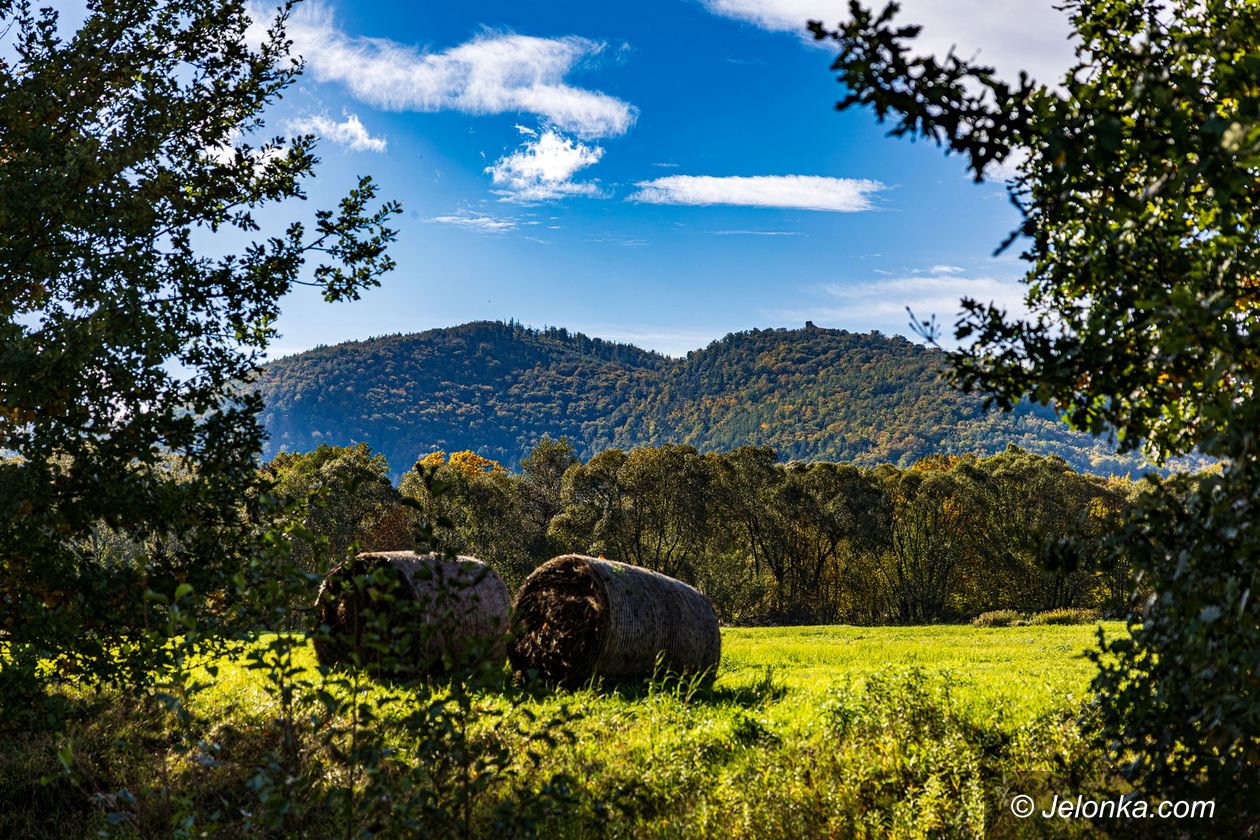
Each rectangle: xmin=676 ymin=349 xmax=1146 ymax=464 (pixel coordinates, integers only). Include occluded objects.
xmin=0 ymin=624 xmax=1124 ymax=838
xmin=973 ymin=609 xmax=1104 ymax=628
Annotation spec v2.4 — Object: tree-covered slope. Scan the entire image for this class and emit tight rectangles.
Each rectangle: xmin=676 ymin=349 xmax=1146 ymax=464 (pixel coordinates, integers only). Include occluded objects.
xmin=259 ymin=321 xmax=665 ymax=471
xmin=256 ymin=320 xmax=1161 ymax=476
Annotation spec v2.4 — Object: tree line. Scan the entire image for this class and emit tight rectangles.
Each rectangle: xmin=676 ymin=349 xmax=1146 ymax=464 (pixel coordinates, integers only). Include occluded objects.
xmin=265 ymin=440 xmax=1141 ymax=625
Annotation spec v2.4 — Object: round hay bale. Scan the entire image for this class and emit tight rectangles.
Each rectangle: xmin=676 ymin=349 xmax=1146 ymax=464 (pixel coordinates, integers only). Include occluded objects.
xmin=312 ymin=551 xmax=510 ymax=677
xmin=509 ymin=554 xmax=721 ymax=685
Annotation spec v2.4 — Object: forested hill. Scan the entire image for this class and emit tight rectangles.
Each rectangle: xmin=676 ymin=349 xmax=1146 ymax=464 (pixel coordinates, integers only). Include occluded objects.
xmin=257 ymin=320 xmax=1157 ymax=476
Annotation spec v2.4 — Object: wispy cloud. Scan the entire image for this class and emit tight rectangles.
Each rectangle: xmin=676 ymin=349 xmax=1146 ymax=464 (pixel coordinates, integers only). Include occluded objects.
xmin=710 ymin=229 xmax=804 ymax=236
xmin=776 ymin=266 xmax=1028 ymax=342
xmin=276 ymin=3 xmax=637 ymax=139
xmin=586 ymin=233 xmax=647 ymax=246
xmin=568 ymin=324 xmax=720 ymax=356
xmin=426 ymin=210 xmax=522 ymax=233
xmin=487 ymin=127 xmax=605 ymax=202
xmin=700 ymin=0 xmax=1074 ymax=86
xmin=628 ymin=175 xmax=884 ymax=212
xmin=287 ymin=113 xmax=386 ymax=152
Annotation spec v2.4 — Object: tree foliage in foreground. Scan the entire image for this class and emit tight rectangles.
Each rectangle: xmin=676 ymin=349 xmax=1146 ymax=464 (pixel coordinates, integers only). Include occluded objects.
xmin=813 ymin=0 xmax=1260 ymax=818
xmin=0 ymin=0 xmax=398 ymax=725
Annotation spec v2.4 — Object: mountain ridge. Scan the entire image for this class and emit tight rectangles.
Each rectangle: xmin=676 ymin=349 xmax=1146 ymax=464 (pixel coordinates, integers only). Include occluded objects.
xmin=257 ymin=320 xmax=1162 ymax=477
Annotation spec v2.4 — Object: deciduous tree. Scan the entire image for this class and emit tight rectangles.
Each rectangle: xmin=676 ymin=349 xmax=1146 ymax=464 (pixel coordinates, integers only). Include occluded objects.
xmin=814 ymin=0 xmax=1260 ymax=814
xmin=0 ymin=0 xmax=398 ymax=724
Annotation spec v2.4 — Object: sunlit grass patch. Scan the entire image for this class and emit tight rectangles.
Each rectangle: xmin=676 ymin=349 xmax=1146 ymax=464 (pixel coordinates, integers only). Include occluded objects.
xmin=1 ymin=623 xmax=1124 ymax=838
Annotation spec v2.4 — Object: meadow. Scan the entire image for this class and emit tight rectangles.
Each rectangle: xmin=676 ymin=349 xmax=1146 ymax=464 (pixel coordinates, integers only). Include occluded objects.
xmin=1 ymin=623 xmax=1128 ymax=839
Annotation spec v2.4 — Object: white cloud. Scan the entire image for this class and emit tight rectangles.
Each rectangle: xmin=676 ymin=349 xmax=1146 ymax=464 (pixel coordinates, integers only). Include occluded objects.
xmin=487 ymin=127 xmax=605 ymax=202
xmin=701 ymin=0 xmax=822 ymax=32
xmin=701 ymin=0 xmax=1075 ymax=86
xmin=628 ymin=175 xmax=884 ymax=212
xmin=427 ymin=210 xmax=521 ymax=233
xmin=278 ymin=3 xmax=636 ymax=139
xmin=202 ymin=137 xmax=239 ymax=167
xmin=287 ymin=113 xmax=386 ymax=152
xmin=979 ymin=146 xmax=1030 ymax=181
xmin=201 ymin=127 xmax=288 ymax=169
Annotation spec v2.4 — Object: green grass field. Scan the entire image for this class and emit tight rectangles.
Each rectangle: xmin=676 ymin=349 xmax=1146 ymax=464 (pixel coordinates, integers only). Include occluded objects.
xmin=2 ymin=623 xmax=1126 ymax=839
xmin=721 ymin=624 xmax=1108 ymax=720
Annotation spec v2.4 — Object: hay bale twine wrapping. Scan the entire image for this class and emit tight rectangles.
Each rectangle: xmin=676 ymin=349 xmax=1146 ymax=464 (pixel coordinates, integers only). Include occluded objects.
xmin=509 ymin=554 xmax=721 ymax=685
xmin=313 ymin=551 xmax=510 ymax=676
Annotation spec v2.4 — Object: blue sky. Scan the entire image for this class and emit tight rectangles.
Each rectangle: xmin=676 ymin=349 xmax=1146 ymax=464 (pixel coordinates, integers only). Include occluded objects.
xmin=241 ymin=0 xmax=1076 ymax=357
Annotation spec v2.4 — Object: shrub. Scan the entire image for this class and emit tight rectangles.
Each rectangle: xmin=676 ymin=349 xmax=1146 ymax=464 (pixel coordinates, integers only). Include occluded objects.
xmin=817 ymin=668 xmax=1109 ymax=838
xmin=971 ymin=610 xmax=1025 ymax=627
xmin=1093 ymin=465 xmax=1260 ymax=831
xmin=1027 ymin=608 xmax=1102 ymax=626
xmin=820 ymin=670 xmax=986 ymax=836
